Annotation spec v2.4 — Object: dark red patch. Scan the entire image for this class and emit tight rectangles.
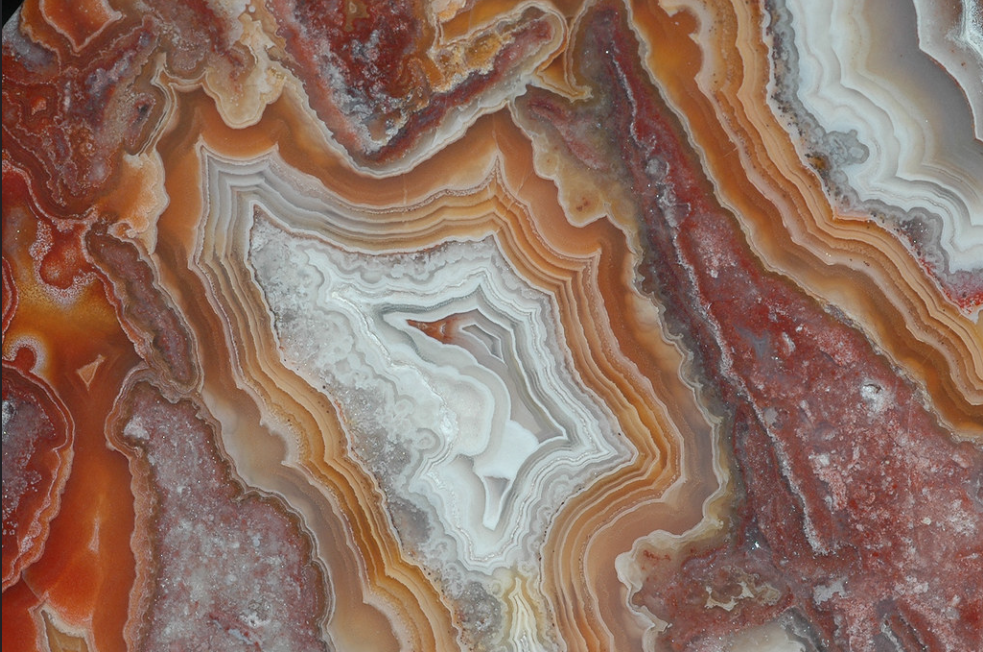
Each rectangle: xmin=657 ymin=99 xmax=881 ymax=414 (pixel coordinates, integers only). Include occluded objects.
xmin=2 ymin=3 xmax=240 ymax=222
xmin=85 ymin=224 xmax=197 ymax=389
xmin=269 ymin=0 xmax=556 ymax=163
xmin=1 ymin=17 xmax=161 ymax=216
xmin=2 ymin=363 xmax=73 ymax=590
xmin=518 ymin=4 xmax=983 ymax=651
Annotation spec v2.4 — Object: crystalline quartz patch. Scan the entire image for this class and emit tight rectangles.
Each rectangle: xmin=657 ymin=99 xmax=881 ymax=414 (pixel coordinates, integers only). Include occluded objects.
xmin=248 ymin=216 xmax=628 ymax=569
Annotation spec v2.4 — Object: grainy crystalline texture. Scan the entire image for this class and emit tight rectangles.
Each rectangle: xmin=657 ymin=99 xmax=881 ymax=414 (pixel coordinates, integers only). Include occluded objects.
xmin=2 ymin=364 xmax=72 ymax=591
xmin=110 ymin=379 xmax=328 ymax=652
xmin=2 ymin=0 xmax=981 ymax=651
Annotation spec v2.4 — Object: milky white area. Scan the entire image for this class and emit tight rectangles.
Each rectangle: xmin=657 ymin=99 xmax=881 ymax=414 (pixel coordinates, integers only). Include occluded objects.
xmin=786 ymin=0 xmax=983 ymax=273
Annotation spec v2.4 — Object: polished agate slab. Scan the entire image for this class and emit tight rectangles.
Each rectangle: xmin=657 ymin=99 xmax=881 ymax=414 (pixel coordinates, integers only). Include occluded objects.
xmin=3 ymin=1 xmax=981 ymax=651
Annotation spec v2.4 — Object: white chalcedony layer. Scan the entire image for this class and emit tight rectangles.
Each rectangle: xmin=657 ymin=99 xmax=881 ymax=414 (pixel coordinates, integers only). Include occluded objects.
xmin=780 ymin=0 xmax=983 ymax=273
xmin=913 ymin=0 xmax=983 ymax=140
xmin=248 ymin=220 xmax=626 ymax=570
xmin=193 ymin=148 xmax=633 ymax=650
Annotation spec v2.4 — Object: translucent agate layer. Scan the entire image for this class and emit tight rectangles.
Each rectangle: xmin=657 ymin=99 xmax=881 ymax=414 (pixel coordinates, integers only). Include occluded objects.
xmin=3 ymin=0 xmax=981 ymax=651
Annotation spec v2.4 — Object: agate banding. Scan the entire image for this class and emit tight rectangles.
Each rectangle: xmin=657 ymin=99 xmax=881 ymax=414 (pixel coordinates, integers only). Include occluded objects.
xmin=3 ymin=0 xmax=980 ymax=650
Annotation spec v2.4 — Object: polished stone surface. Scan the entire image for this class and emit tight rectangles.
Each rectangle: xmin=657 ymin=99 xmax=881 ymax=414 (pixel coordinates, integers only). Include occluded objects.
xmin=3 ymin=0 xmax=981 ymax=650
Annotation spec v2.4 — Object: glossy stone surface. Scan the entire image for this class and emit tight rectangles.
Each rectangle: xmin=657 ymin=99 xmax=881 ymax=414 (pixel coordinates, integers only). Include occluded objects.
xmin=3 ymin=0 xmax=981 ymax=651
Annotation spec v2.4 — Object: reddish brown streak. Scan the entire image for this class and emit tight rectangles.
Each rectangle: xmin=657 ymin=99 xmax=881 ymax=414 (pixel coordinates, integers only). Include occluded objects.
xmin=519 ymin=4 xmax=983 ymax=651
